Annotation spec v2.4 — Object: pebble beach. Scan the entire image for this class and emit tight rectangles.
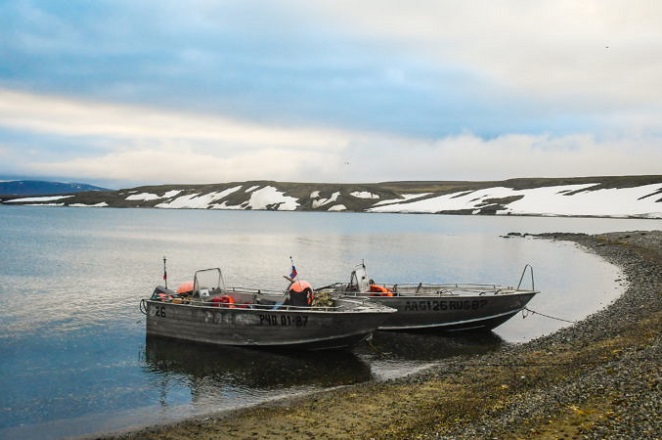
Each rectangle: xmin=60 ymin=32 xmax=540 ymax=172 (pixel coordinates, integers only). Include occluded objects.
xmin=99 ymin=231 xmax=662 ymax=440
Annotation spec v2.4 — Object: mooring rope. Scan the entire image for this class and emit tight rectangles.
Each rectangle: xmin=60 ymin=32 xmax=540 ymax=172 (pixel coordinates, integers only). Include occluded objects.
xmin=522 ymin=306 xmax=577 ymax=324
xmin=366 ymin=337 xmax=391 ymax=356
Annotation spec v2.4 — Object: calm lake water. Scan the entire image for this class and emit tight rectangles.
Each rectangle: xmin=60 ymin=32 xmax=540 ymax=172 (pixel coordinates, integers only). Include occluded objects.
xmin=1 ymin=206 xmax=660 ymax=439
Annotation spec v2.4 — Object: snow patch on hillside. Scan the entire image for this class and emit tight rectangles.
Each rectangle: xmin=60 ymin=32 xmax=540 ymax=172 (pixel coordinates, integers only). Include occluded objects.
xmin=70 ymin=202 xmax=109 ymax=207
xmin=350 ymin=191 xmax=379 ymax=199
xmin=126 ymin=190 xmax=182 ymax=201
xmin=374 ymin=193 xmax=432 ymax=206
xmin=312 ymin=191 xmax=340 ymax=208
xmin=245 ymin=186 xmax=299 ymax=210
xmin=155 ymin=187 xmax=242 ymax=209
xmin=126 ymin=192 xmax=160 ymax=201
xmin=502 ymin=183 xmax=662 ymax=218
xmin=367 ymin=183 xmax=662 ymax=218
xmin=5 ymin=195 xmax=74 ymax=203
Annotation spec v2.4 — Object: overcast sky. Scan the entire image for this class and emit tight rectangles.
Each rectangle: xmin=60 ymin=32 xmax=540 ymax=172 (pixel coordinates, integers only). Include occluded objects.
xmin=1 ymin=1 xmax=661 ymax=188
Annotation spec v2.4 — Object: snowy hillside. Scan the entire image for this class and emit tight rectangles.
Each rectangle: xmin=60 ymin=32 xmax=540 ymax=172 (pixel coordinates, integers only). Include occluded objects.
xmin=3 ymin=176 xmax=661 ymax=219
xmin=368 ymin=183 xmax=662 ymax=218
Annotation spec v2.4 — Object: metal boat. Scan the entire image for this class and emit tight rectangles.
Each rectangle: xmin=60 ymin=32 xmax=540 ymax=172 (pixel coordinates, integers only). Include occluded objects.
xmin=141 ymin=267 xmax=396 ymax=350
xmin=318 ymin=262 xmax=539 ymax=332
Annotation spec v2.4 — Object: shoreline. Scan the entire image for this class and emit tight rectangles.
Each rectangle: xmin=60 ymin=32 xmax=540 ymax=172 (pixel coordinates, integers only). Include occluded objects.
xmin=98 ymin=231 xmax=662 ymax=439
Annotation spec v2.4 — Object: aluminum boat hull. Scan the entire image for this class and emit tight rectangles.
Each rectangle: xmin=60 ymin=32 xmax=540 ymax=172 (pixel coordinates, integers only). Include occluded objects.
xmin=357 ymin=290 xmax=538 ymax=331
xmin=144 ymin=298 xmax=394 ymax=350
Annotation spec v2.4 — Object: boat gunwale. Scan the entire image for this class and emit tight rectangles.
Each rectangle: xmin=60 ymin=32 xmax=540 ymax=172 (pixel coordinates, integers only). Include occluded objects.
xmin=383 ymin=283 xmax=536 ymax=292
xmin=321 ymin=283 xmax=539 ymax=298
xmin=380 ymin=287 xmax=540 ymax=297
xmin=144 ymin=297 xmax=396 ymax=315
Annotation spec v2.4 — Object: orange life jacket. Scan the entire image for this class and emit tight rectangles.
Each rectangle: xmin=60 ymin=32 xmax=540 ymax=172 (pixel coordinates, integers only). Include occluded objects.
xmin=369 ymin=284 xmax=394 ymax=296
xmin=211 ymin=295 xmax=236 ymax=308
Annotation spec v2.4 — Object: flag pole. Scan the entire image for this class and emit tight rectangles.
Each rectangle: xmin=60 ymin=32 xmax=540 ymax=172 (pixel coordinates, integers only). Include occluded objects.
xmin=163 ymin=256 xmax=168 ymax=289
xmin=283 ymin=256 xmax=298 ymax=283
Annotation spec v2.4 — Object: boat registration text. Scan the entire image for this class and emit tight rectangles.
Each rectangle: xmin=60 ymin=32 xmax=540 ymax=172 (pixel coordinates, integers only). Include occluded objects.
xmin=259 ymin=314 xmax=309 ymax=327
xmin=402 ymin=299 xmax=488 ymax=312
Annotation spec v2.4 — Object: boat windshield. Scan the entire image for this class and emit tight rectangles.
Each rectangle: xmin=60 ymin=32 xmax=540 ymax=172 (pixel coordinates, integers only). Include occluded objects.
xmin=193 ymin=268 xmax=225 ymax=298
xmin=350 ymin=264 xmax=370 ymax=292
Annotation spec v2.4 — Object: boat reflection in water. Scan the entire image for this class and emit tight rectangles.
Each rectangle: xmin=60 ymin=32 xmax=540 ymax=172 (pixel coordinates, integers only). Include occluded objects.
xmin=142 ymin=330 xmax=505 ymax=411
xmin=355 ymin=331 xmax=506 ymax=379
xmin=144 ymin=329 xmax=505 ymax=396
xmin=143 ymin=335 xmax=373 ymax=392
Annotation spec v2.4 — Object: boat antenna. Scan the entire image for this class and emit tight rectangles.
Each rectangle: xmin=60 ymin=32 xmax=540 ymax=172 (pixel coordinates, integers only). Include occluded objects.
xmin=163 ymin=256 xmax=168 ymax=289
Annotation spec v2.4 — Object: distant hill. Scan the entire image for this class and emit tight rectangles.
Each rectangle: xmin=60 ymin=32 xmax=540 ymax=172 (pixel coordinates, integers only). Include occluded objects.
xmin=0 ymin=180 xmax=109 ymax=197
xmin=2 ymin=176 xmax=661 ymax=219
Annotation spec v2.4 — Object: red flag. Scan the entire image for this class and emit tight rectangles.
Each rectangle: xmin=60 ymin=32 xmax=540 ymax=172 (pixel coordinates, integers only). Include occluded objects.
xmin=289 ymin=256 xmax=297 ymax=279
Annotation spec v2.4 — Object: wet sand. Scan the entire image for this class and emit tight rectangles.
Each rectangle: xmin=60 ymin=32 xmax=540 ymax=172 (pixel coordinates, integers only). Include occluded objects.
xmin=97 ymin=231 xmax=662 ymax=439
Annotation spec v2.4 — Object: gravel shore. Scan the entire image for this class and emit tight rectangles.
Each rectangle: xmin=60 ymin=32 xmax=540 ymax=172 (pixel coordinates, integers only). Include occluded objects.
xmin=101 ymin=231 xmax=662 ymax=440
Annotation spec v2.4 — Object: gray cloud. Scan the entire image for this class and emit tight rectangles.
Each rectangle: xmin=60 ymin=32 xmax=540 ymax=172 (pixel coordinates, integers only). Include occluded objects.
xmin=1 ymin=1 xmax=661 ymax=186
